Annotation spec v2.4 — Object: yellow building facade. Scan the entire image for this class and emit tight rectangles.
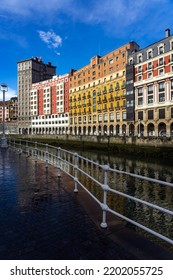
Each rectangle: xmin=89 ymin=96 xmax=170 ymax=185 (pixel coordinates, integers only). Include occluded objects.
xmin=69 ymin=42 xmax=139 ymax=136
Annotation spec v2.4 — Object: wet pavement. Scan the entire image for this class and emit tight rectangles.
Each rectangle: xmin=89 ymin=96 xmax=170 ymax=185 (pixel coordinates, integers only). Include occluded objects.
xmin=0 ymin=148 xmax=172 ymax=260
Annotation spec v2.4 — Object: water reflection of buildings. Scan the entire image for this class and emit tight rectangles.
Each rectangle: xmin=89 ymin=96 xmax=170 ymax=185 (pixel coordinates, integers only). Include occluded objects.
xmin=78 ymin=150 xmax=173 ymax=241
xmin=17 ymin=156 xmax=64 ymax=209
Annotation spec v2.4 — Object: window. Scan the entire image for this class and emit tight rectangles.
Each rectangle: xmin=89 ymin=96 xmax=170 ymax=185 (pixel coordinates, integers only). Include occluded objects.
xmin=148 ymin=72 xmax=152 ymax=78
xmin=159 ymin=57 xmax=164 ymax=66
xmin=147 ymin=85 xmax=153 ymax=104
xmin=171 ymin=108 xmax=173 ymax=118
xmin=158 ymin=45 xmax=164 ymax=55
xmin=138 ymin=65 xmax=142 ymax=72
xmin=159 ymin=68 xmax=164 ymax=76
xmin=148 ymin=62 xmax=152 ymax=69
xmin=147 ymin=49 xmax=153 ymax=59
xmin=171 ymin=80 xmax=173 ymax=100
xmin=138 ymin=97 xmax=143 ymax=105
xmin=138 ymin=87 xmax=143 ymax=96
xmin=158 ymin=82 xmax=165 ymax=102
xmin=129 ymin=58 xmax=133 ymax=65
xmin=159 ymin=108 xmax=165 ymax=119
xmin=110 ymin=113 xmax=114 ymax=122
xmin=104 ymin=114 xmax=108 ymax=122
xmin=138 ymin=111 xmax=143 ymax=120
xmin=109 ymin=59 xmax=113 ymax=64
xmin=116 ymin=112 xmax=120 ymax=121
xmin=170 ymin=40 xmax=173 ymax=50
xmin=88 ymin=115 xmax=92 ymax=123
xmin=122 ymin=112 xmax=126 ymax=120
xmin=138 ymin=54 xmax=142 ymax=63
xmin=98 ymin=114 xmax=102 ymax=122
xmin=148 ymin=110 xmax=153 ymax=120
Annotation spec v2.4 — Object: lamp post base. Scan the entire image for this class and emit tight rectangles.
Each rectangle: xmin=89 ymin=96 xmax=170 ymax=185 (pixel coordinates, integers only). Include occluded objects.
xmin=0 ymin=136 xmax=8 ymax=148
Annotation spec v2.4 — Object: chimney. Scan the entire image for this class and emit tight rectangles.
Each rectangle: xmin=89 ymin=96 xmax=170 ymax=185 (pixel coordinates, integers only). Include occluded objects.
xmin=165 ymin=28 xmax=170 ymax=37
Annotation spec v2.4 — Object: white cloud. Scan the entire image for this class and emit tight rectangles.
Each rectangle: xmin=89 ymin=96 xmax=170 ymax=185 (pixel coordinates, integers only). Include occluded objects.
xmin=0 ymin=0 xmax=74 ymax=17
xmin=0 ymin=0 xmax=170 ymax=28
xmin=38 ymin=30 xmax=62 ymax=50
xmin=0 ymin=87 xmax=17 ymax=101
xmin=0 ymin=0 xmax=172 ymax=39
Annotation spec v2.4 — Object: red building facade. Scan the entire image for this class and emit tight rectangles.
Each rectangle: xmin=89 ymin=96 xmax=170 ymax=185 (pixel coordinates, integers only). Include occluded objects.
xmin=30 ymin=74 xmax=69 ymax=134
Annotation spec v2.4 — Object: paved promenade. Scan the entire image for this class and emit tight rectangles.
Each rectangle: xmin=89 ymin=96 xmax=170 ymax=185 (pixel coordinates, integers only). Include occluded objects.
xmin=0 ymin=148 xmax=172 ymax=260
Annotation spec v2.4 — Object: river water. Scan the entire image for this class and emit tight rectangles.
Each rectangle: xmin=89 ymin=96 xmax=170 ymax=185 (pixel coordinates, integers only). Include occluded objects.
xmin=74 ymin=149 xmax=173 ymax=252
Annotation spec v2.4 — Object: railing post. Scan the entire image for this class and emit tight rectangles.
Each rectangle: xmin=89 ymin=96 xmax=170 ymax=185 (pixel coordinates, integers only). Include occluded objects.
xmin=57 ymin=147 xmax=61 ymax=177
xmin=26 ymin=141 xmax=29 ymax=157
xmin=74 ymin=153 xmax=78 ymax=193
xmin=100 ymin=165 xmax=109 ymax=228
xmin=45 ymin=144 xmax=48 ymax=169
xmin=34 ymin=142 xmax=37 ymax=162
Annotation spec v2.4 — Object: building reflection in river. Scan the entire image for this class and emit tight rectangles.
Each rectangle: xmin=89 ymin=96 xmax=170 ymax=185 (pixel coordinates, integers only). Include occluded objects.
xmin=76 ymin=150 xmax=173 ymax=248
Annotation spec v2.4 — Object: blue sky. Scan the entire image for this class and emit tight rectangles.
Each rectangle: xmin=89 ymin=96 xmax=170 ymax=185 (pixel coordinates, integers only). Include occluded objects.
xmin=1 ymin=0 xmax=173 ymax=100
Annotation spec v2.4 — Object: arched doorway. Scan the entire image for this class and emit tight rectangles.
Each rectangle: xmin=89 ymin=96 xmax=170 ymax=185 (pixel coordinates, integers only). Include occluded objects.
xmin=116 ymin=124 xmax=120 ymax=135
xmin=103 ymin=125 xmax=107 ymax=135
xmin=93 ymin=126 xmax=96 ymax=135
xmin=147 ymin=123 xmax=155 ymax=136
xmin=109 ymin=125 xmax=114 ymax=136
xmin=171 ymin=122 xmax=173 ymax=137
xmin=129 ymin=123 xmax=134 ymax=136
xmin=122 ymin=124 xmax=126 ymax=135
xmin=158 ymin=122 xmax=166 ymax=136
xmin=98 ymin=125 xmax=102 ymax=135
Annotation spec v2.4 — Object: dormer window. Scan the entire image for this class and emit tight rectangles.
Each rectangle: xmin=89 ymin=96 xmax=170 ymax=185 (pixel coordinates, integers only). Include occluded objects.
xmin=147 ymin=49 xmax=153 ymax=59
xmin=129 ymin=58 xmax=133 ymax=65
xmin=158 ymin=44 xmax=164 ymax=55
xmin=170 ymin=40 xmax=173 ymax=50
xmin=137 ymin=54 xmax=142 ymax=63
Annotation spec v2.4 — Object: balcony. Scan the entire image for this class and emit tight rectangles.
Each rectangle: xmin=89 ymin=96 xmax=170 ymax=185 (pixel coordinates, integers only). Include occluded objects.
xmin=115 ymin=95 xmax=120 ymax=100
xmin=109 ymin=96 xmax=114 ymax=102
xmin=102 ymin=98 xmax=107 ymax=103
xmin=97 ymin=98 xmax=102 ymax=104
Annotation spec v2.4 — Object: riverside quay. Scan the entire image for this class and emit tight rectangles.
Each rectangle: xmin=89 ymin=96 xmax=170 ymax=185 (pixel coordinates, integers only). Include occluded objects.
xmin=0 ymin=141 xmax=173 ymax=260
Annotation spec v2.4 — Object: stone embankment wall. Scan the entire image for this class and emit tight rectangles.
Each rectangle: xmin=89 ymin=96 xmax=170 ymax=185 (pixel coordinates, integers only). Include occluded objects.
xmin=17 ymin=134 xmax=173 ymax=148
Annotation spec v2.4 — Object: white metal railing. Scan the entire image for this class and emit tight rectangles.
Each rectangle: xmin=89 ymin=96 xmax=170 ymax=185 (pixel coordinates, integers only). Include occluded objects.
xmin=8 ymin=138 xmax=173 ymax=246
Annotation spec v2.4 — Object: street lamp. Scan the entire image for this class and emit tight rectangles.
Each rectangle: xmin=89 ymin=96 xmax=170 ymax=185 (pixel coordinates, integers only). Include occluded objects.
xmin=1 ymin=83 xmax=8 ymax=148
